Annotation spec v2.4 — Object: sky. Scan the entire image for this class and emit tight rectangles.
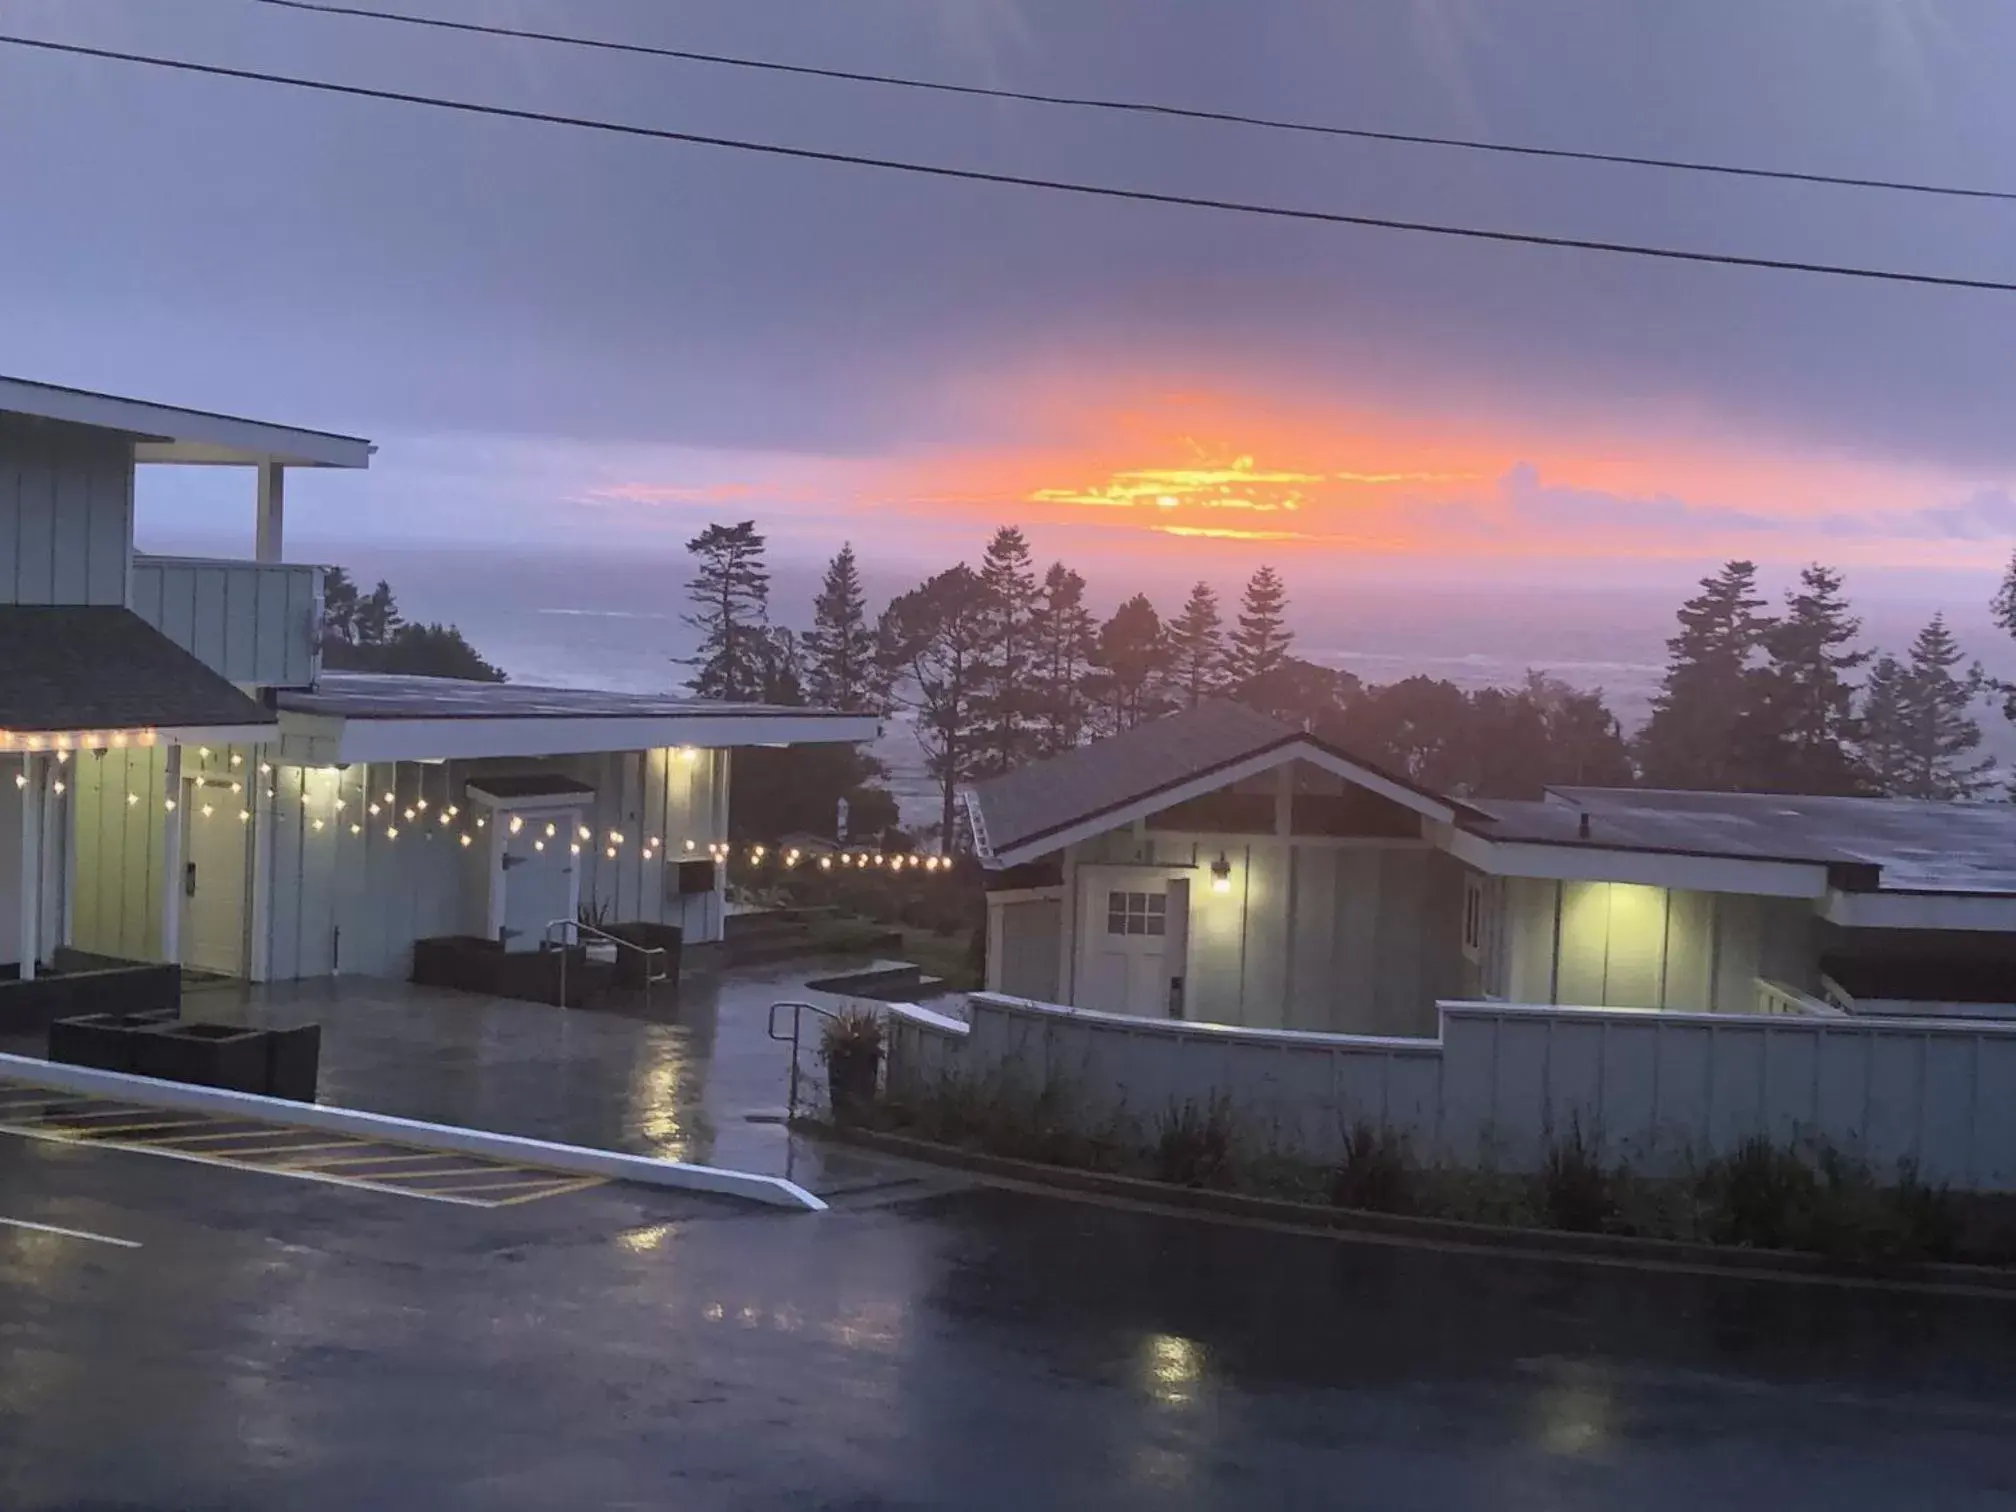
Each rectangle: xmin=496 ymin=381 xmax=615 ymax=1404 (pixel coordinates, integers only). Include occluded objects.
xmin=5 ymin=0 xmax=2016 ymax=597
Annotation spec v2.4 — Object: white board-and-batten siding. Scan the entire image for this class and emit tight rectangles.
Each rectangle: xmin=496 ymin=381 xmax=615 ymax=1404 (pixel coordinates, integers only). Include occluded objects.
xmin=0 ymin=417 xmax=132 ymax=606
xmin=70 ymin=745 xmax=729 ymax=981
xmin=128 ymin=557 xmax=323 ymax=687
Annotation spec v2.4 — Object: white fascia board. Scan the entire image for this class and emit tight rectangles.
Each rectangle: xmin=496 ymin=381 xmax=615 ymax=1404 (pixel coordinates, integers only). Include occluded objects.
xmin=985 ymin=738 xmax=1451 ymax=868
xmin=161 ymin=723 xmax=281 ymax=748
xmin=1822 ymin=888 xmax=2016 ymax=932
xmin=0 ymin=377 xmax=373 ymax=469
xmin=1444 ymin=824 xmax=1828 ymax=898
xmin=467 ymin=790 xmax=593 ymax=815
xmin=290 ymin=711 xmax=879 ymax=764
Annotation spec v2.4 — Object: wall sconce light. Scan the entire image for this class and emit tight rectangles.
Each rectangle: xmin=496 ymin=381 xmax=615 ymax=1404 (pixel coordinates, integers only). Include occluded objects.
xmin=1210 ymin=853 xmax=1233 ymax=894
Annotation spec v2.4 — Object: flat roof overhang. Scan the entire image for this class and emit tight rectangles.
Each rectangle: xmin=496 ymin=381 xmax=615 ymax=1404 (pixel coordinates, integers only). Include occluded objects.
xmin=273 ymin=709 xmax=882 ymax=764
xmin=0 ymin=375 xmax=372 ymax=469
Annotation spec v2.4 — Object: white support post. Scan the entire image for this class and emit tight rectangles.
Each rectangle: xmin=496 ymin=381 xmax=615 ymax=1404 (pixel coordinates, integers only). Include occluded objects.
xmin=17 ymin=756 xmax=42 ymax=981
xmin=245 ymin=746 xmax=274 ymax=983
xmin=255 ymin=461 xmax=285 ymax=563
xmin=160 ymin=745 xmax=183 ymax=965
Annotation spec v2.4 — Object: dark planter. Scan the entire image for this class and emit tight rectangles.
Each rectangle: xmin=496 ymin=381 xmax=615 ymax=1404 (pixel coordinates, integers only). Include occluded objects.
xmin=132 ymin=1022 xmax=271 ymax=1095
xmin=265 ymin=1023 xmax=322 ymax=1102
xmin=412 ymin=935 xmax=504 ymax=995
xmin=825 ymin=1043 xmax=881 ymax=1122
xmin=608 ymin=922 xmax=683 ymax=989
xmin=47 ymin=1012 xmax=172 ymax=1073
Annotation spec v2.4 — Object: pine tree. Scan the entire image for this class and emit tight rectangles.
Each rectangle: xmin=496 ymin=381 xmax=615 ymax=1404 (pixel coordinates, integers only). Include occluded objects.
xmin=681 ymin=521 xmax=771 ymax=702
xmin=1855 ymin=653 xmax=1911 ymax=795
xmin=877 ymin=565 xmax=991 ymax=848
xmin=802 ymin=544 xmax=881 ymax=712
xmin=320 ymin=567 xmax=361 ymax=646
xmin=1227 ymin=565 xmax=1292 ymax=690
xmin=1748 ymin=564 xmax=1869 ymax=794
xmin=1897 ymin=614 xmax=1995 ymax=799
xmin=1166 ymin=581 xmax=1227 ymax=708
xmin=1636 ymin=560 xmax=1773 ymax=791
xmin=1090 ymin=593 xmax=1172 ymax=733
xmin=1028 ymin=562 xmax=1097 ymax=754
xmin=353 ymin=580 xmax=402 ymax=647
xmin=972 ymin=527 xmax=1040 ymax=773
xmin=1990 ymin=548 xmax=2016 ymax=724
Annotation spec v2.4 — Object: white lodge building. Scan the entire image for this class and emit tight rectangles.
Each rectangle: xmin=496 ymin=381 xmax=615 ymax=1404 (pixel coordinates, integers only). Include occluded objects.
xmin=962 ymin=701 xmax=2016 ymax=1029
xmin=0 ymin=377 xmax=875 ymax=985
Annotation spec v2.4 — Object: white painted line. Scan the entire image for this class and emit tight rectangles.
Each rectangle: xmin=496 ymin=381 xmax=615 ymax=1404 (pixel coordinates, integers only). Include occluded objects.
xmin=0 ymin=1056 xmax=825 ymax=1211
xmin=0 ymin=1215 xmax=141 ymax=1249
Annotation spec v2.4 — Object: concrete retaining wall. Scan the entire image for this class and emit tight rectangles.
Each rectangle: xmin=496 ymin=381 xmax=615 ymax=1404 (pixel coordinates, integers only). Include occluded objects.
xmin=886 ymin=993 xmax=2016 ymax=1190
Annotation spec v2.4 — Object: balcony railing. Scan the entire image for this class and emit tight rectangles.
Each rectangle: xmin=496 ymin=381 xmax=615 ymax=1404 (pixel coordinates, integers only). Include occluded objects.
xmin=129 ymin=554 xmax=323 ymax=688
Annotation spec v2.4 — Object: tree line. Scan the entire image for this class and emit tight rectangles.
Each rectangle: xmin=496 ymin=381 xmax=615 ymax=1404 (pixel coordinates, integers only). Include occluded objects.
xmin=685 ymin=525 xmax=2016 ymax=842
xmin=320 ymin=567 xmax=507 ymax=682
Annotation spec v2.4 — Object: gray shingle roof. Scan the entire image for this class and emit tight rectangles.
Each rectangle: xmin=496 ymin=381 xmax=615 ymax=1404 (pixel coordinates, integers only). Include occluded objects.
xmin=0 ymin=607 xmax=273 ymax=733
xmin=963 ymin=701 xmax=1345 ymax=860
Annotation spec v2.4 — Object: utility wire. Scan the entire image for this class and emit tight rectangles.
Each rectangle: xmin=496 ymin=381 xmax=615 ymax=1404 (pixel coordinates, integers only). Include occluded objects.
xmin=5 ymin=32 xmax=2014 ymax=294
xmin=250 ymin=0 xmax=2016 ymax=205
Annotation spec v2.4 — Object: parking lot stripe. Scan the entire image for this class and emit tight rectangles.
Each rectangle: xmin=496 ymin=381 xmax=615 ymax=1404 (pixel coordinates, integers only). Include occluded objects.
xmin=144 ymin=1127 xmax=299 ymax=1146
xmin=288 ymin=1150 xmax=467 ymax=1169
xmin=483 ymin=1177 xmax=607 ymax=1206
xmin=53 ymin=1118 xmax=222 ymax=1139
xmin=212 ymin=1139 xmax=361 ymax=1160
xmin=0 ymin=1215 xmax=142 ymax=1249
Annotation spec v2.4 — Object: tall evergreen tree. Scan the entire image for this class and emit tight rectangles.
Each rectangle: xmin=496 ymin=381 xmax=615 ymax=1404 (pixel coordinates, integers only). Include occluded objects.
xmin=971 ymin=526 xmax=1041 ymax=774
xmin=1855 ymin=653 xmax=1911 ymax=796
xmin=681 ymin=521 xmax=771 ymax=701
xmin=353 ymin=579 xmax=402 ymax=648
xmin=1748 ymin=564 xmax=1869 ymax=794
xmin=1028 ymin=562 xmax=1097 ymax=754
xmin=320 ymin=567 xmax=361 ymax=647
xmin=1227 ymin=565 xmax=1292 ymax=690
xmin=1897 ymin=614 xmax=1995 ymax=799
xmin=1636 ymin=560 xmax=1772 ymax=790
xmin=1166 ymin=581 xmax=1227 ymax=708
xmin=877 ymin=565 xmax=991 ymax=847
xmin=802 ymin=544 xmax=881 ymax=712
xmin=1090 ymin=594 xmax=1172 ymax=732
xmin=1990 ymin=547 xmax=2016 ymax=724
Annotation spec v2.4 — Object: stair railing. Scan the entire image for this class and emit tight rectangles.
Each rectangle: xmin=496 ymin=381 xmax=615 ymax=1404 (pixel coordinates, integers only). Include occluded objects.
xmin=543 ymin=919 xmax=669 ymax=1009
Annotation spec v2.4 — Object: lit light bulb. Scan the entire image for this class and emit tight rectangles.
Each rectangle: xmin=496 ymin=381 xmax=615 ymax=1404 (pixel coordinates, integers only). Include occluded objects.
xmin=230 ymin=782 xmax=242 ymax=795
xmin=475 ymin=816 xmax=487 ymax=828
xmin=200 ymin=803 xmax=214 ymax=819
xmin=258 ymin=763 xmax=272 ymax=776
xmin=239 ymin=808 xmax=251 ymax=822
xmin=197 ymin=747 xmax=210 ymax=759
xmin=350 ymin=823 xmax=362 ymax=835
xmin=609 ymin=831 xmax=624 ymax=845
xmin=164 ymin=798 xmax=177 ymax=812
xmin=229 ymin=752 xmax=243 ymax=767
xmin=54 ymin=749 xmax=68 ymax=765
xmin=509 ymin=815 xmax=524 ymax=835
xmin=415 ymin=797 xmax=428 ymax=811
xmin=127 ymin=792 xmax=139 ymax=806
xmin=606 ymin=846 xmax=617 ymax=859
xmin=578 ymin=825 xmax=591 ymax=841
xmin=819 ymin=856 xmax=831 ymax=870
xmin=51 ymin=780 xmax=64 ymax=795
xmin=534 ymin=839 xmax=545 ymax=852
xmin=386 ymin=826 xmax=399 ymax=840
xmin=368 ymin=803 xmax=381 ymax=817
xmin=312 ymin=818 xmax=325 ymax=832
xmin=684 ymin=839 xmax=696 ymax=852
xmin=460 ymin=833 xmax=474 ymax=848
xmin=383 ymin=791 xmax=394 ymax=804
xmin=544 ymin=822 xmax=556 ymax=838
xmin=570 ymin=842 xmax=581 ymax=856
xmin=12 ymin=774 xmax=23 ymax=790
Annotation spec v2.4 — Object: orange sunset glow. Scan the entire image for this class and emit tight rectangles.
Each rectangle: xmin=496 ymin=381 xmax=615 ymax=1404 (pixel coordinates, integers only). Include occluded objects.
xmin=584 ymin=383 xmax=2016 ymax=570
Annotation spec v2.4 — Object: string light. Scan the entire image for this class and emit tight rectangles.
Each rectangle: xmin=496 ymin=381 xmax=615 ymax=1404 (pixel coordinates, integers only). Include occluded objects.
xmin=570 ymin=842 xmax=581 ymax=856
xmin=239 ymin=808 xmax=251 ymax=822
xmin=533 ymin=839 xmax=545 ymax=852
xmin=312 ymin=818 xmax=325 ymax=832
xmin=386 ymin=826 xmax=399 ymax=840
xmin=258 ymin=762 xmax=272 ymax=776
xmin=415 ymin=797 xmax=428 ymax=811
xmin=350 ymin=823 xmax=362 ymax=835
xmin=609 ymin=831 xmax=624 ymax=846
xmin=509 ymin=815 xmax=524 ymax=835
xmin=197 ymin=747 xmax=210 ymax=759
xmin=55 ymin=749 xmax=68 ymax=765
xmin=684 ymin=839 xmax=696 ymax=852
xmin=230 ymin=782 xmax=242 ymax=794
xmin=127 ymin=791 xmax=139 ymax=807
xmin=164 ymin=798 xmax=177 ymax=812
xmin=200 ymin=803 xmax=214 ymax=819
xmin=383 ymin=791 xmax=394 ymax=804
xmin=606 ymin=846 xmax=617 ymax=859
xmin=230 ymin=753 xmax=243 ymax=767
xmin=460 ymin=833 xmax=474 ymax=848
xmin=52 ymin=780 xmax=64 ymax=795
xmin=819 ymin=856 xmax=831 ymax=870
xmin=578 ymin=825 xmax=591 ymax=841
xmin=12 ymin=773 xmax=23 ymax=790
xmin=475 ymin=815 xmax=487 ymax=828
xmin=368 ymin=803 xmax=381 ymax=817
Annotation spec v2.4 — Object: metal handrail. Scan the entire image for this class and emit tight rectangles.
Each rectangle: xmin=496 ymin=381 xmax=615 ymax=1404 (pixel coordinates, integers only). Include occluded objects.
xmin=767 ymin=999 xmax=842 ymax=1120
xmin=543 ymin=918 xmax=670 ymax=1008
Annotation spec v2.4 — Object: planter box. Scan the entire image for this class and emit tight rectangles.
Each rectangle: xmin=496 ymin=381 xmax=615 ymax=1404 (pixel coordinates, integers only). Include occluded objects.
xmin=132 ymin=1022 xmax=271 ymax=1095
xmin=608 ymin=922 xmax=682 ymax=989
xmin=0 ymin=959 xmax=181 ymax=1036
xmin=412 ymin=935 xmax=504 ymax=995
xmin=47 ymin=1011 xmax=176 ymax=1073
xmin=412 ymin=934 xmax=598 ymax=1005
xmin=265 ymin=1023 xmax=322 ymax=1102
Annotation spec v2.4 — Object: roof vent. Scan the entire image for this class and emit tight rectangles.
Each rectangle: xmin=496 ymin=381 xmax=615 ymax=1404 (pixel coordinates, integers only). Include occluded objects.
xmin=1577 ymin=812 xmax=1592 ymax=840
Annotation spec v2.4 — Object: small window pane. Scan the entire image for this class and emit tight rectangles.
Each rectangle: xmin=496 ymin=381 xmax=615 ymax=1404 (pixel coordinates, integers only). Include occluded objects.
xmin=1146 ymin=894 xmax=1167 ymax=914
xmin=1108 ymin=891 xmax=1128 ymax=912
xmin=1146 ymin=916 xmax=1166 ymax=937
xmin=1107 ymin=911 xmax=1127 ymax=936
xmin=1126 ymin=915 xmax=1147 ymax=936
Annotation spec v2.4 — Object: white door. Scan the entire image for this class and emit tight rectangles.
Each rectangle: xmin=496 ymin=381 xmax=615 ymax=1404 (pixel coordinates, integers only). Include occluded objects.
xmin=182 ymin=787 xmax=246 ymax=975
xmin=498 ymin=815 xmax=578 ymax=952
xmin=1078 ymin=878 xmax=1188 ymax=1018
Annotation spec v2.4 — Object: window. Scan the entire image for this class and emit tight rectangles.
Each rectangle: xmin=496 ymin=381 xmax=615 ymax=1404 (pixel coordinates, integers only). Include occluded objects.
xmin=1461 ymin=874 xmax=1485 ymax=963
xmin=1106 ymin=889 xmax=1167 ymax=937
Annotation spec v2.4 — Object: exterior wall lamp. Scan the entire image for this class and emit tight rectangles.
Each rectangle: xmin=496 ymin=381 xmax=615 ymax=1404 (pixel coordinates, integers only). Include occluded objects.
xmin=1210 ymin=853 xmax=1233 ymax=894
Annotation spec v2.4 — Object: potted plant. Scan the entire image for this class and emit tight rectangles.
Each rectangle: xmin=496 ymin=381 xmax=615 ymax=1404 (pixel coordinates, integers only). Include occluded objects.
xmin=819 ymin=1006 xmax=883 ymax=1122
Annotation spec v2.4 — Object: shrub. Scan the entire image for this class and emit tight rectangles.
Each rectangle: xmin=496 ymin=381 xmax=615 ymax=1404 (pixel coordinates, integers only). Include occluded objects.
xmin=1539 ymin=1119 xmax=1618 ymax=1233
xmin=1154 ymin=1098 xmax=1237 ymax=1188
xmin=1697 ymin=1138 xmax=1962 ymax=1263
xmin=1330 ymin=1122 xmax=1418 ymax=1214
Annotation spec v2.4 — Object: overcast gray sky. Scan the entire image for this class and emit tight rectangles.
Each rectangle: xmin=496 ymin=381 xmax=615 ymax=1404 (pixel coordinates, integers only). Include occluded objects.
xmin=4 ymin=0 xmax=2016 ymax=585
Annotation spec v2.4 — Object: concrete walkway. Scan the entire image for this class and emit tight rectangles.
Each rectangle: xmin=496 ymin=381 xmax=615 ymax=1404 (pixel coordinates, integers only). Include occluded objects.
xmin=129 ymin=961 xmax=892 ymax=1194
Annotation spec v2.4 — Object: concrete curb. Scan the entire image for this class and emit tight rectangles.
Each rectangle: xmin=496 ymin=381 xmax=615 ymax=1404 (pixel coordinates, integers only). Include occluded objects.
xmin=0 ymin=1052 xmax=826 ymax=1213
xmin=813 ymin=1121 xmax=2016 ymax=1294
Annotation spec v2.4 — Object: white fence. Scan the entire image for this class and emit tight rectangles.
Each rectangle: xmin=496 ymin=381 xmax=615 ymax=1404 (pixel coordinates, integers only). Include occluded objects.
xmin=886 ymin=993 xmax=2016 ymax=1191
xmin=130 ymin=554 xmax=323 ymax=688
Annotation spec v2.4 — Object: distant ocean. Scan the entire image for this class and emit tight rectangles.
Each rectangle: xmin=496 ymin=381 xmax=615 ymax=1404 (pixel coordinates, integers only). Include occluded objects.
xmin=255 ymin=541 xmax=2016 ymax=826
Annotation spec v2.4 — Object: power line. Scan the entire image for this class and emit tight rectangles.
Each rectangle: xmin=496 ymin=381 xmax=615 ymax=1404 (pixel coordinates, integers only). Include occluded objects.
xmin=5 ymin=31 xmax=2014 ymax=295
xmin=250 ymin=0 xmax=2016 ymax=205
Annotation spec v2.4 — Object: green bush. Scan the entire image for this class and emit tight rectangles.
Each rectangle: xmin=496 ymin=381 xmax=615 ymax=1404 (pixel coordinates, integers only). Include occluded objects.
xmin=1154 ymin=1098 xmax=1237 ymax=1188
xmin=1696 ymin=1137 xmax=1961 ymax=1262
xmin=1329 ymin=1122 xmax=1418 ymax=1214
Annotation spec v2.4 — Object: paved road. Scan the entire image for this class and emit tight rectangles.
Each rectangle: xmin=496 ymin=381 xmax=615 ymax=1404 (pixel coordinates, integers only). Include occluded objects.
xmin=2 ymin=1135 xmax=2014 ymax=1510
